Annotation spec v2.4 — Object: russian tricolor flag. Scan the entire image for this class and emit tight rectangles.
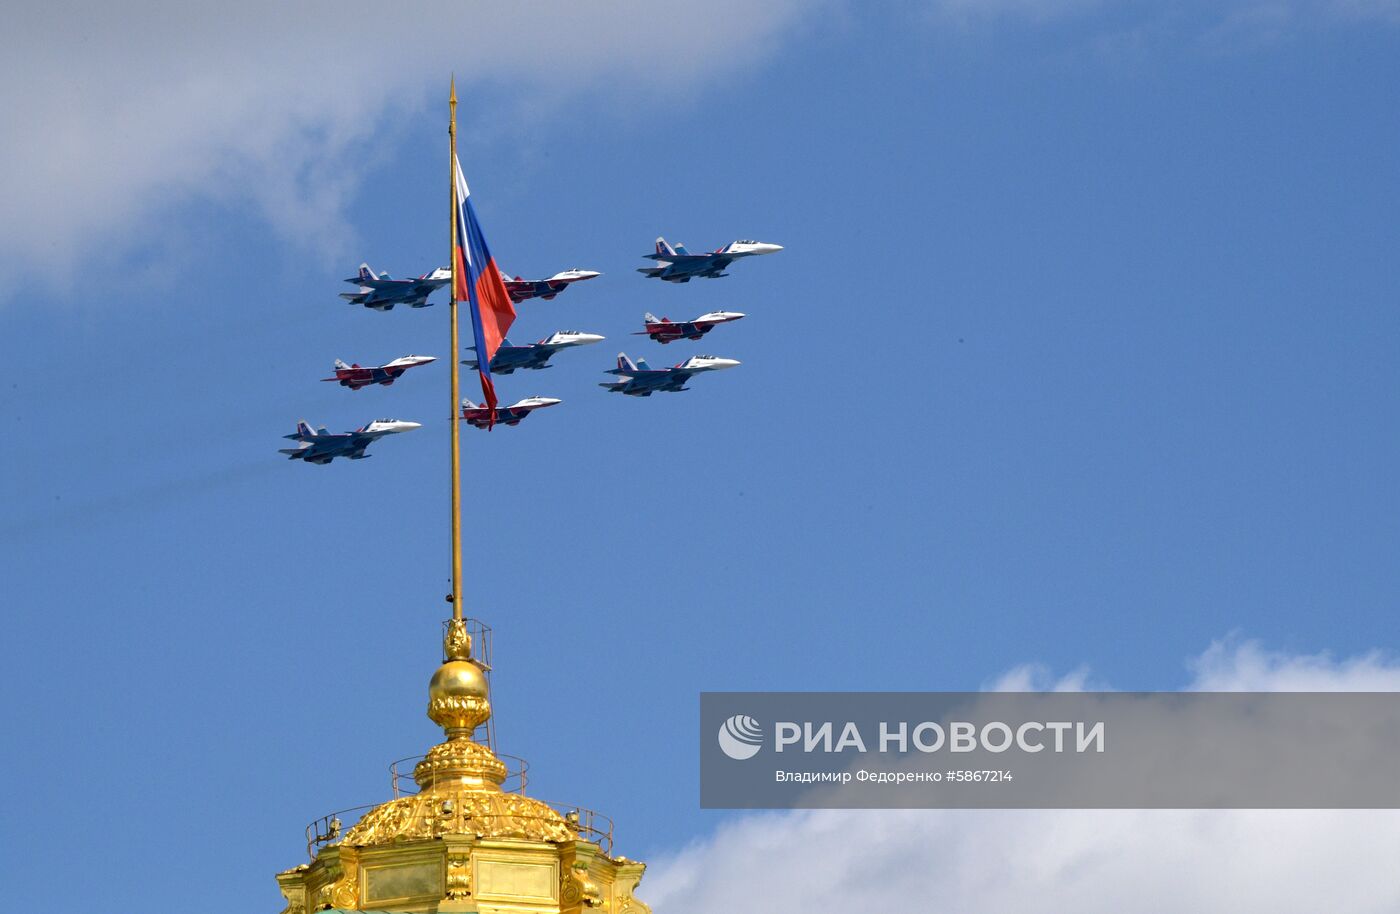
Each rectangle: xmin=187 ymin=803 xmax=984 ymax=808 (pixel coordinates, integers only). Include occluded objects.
xmin=453 ymin=156 xmax=517 ymax=426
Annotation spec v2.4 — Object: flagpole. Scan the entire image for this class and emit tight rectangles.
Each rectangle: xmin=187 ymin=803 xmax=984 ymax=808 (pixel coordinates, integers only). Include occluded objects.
xmin=448 ymin=78 xmax=463 ymax=623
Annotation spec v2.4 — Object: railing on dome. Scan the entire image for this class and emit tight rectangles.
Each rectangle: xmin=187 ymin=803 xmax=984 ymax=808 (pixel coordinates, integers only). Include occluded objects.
xmin=447 ymin=617 xmax=496 ymax=749
xmin=390 ymin=753 xmax=530 ymax=797
xmin=306 ymin=806 xmax=373 ymax=860
xmin=305 ymin=799 xmax=615 ymax=860
xmin=304 ymin=617 xmax=615 ymax=860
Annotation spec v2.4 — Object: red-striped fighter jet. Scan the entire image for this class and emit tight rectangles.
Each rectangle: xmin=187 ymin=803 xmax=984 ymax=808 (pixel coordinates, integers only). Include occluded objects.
xmin=635 ymin=311 xmax=745 ymax=344
xmin=499 ymin=267 xmax=601 ymax=304
xmin=460 ymin=396 xmax=562 ymax=429
xmin=321 ymin=355 xmax=436 ymax=390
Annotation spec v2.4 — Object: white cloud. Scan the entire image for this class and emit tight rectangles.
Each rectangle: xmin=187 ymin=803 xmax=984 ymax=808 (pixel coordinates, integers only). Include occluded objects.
xmin=1190 ymin=636 xmax=1400 ymax=690
xmin=929 ymin=0 xmax=1400 ymax=50
xmin=0 ymin=1 xmax=816 ymax=284
xmin=5 ymin=1 xmax=1395 ymax=290
xmin=931 ymin=0 xmax=1399 ymax=20
xmin=645 ymin=639 xmax=1400 ymax=913
xmin=985 ymin=661 xmax=1096 ymax=691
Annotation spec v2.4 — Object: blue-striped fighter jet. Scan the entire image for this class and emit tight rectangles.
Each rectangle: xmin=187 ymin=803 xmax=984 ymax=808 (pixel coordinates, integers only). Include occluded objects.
xmin=599 ymin=352 xmax=740 ymax=396
xmin=340 ymin=263 xmax=451 ymax=310
xmin=637 ymin=237 xmax=782 ymax=283
xmin=279 ymin=419 xmax=421 ymax=464
xmin=461 ymin=330 xmax=605 ymax=375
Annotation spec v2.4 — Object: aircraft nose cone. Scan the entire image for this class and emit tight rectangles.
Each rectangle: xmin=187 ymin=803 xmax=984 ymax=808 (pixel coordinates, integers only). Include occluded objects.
xmin=576 ymin=333 xmax=606 ymax=344
xmin=757 ymin=243 xmax=783 ymax=254
xmin=713 ymin=358 xmax=741 ymax=369
xmin=401 ymin=421 xmax=423 ymax=431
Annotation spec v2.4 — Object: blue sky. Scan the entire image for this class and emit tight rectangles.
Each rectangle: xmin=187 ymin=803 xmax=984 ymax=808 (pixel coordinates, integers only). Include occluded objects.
xmin=3 ymin=3 xmax=1400 ymax=911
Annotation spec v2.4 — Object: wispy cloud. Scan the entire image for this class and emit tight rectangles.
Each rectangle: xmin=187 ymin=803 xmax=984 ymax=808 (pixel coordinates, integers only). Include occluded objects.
xmin=645 ymin=639 xmax=1400 ymax=913
xmin=0 ymin=2 xmax=817 ymax=287
xmin=929 ymin=0 xmax=1400 ymax=48
xmin=931 ymin=0 xmax=1400 ymax=22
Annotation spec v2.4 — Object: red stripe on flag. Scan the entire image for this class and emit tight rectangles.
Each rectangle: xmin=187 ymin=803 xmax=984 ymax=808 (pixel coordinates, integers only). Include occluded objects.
xmin=479 ymin=371 xmax=497 ymax=430
xmin=474 ymin=257 xmax=516 ymax=358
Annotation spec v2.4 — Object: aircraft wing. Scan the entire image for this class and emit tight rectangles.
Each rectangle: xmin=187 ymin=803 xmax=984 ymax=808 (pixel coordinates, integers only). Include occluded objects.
xmin=625 ymin=370 xmax=679 ymax=392
xmin=290 ymin=439 xmax=344 ymax=463
xmin=658 ymin=369 xmax=696 ymax=390
xmin=643 ymin=253 xmax=713 ymax=263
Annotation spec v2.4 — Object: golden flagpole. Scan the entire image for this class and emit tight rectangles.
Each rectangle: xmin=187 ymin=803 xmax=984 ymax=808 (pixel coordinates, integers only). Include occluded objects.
xmin=448 ymin=78 xmax=463 ymax=623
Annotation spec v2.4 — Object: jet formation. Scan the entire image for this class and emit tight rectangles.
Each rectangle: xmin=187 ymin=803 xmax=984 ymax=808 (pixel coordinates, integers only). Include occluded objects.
xmin=599 ymin=353 xmax=740 ymax=396
xmin=637 ymin=238 xmax=782 ymax=283
xmin=462 ymin=331 xmax=605 ymax=374
xmin=322 ymin=355 xmax=437 ymax=390
xmin=288 ymin=231 xmax=779 ymax=461
xmin=279 ymin=419 xmax=421 ymax=464
xmin=636 ymin=311 xmax=745 ymax=344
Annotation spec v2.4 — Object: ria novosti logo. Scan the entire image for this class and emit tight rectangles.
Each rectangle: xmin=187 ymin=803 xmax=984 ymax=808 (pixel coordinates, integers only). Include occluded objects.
xmin=717 ymin=715 xmax=764 ymax=760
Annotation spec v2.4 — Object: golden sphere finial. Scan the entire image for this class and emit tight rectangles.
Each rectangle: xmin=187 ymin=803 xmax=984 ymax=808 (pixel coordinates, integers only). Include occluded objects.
xmin=428 ymin=658 xmax=491 ymax=733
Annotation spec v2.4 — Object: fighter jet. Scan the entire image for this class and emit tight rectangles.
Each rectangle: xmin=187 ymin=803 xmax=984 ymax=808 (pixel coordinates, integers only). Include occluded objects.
xmin=635 ymin=311 xmax=745 ymax=344
xmin=461 ymin=331 xmax=604 ymax=375
xmin=599 ymin=352 xmax=740 ymax=396
xmin=460 ymin=396 xmax=562 ymax=429
xmin=322 ymin=355 xmax=437 ymax=390
xmin=499 ymin=268 xmax=601 ymax=304
xmin=279 ymin=419 xmax=421 ymax=464
xmin=637 ymin=238 xmax=782 ymax=283
xmin=340 ymin=263 xmax=451 ymax=310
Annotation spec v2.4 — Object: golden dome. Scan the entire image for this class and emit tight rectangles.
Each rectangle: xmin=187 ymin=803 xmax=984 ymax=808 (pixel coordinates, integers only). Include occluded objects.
xmin=341 ymin=788 xmax=575 ymax=847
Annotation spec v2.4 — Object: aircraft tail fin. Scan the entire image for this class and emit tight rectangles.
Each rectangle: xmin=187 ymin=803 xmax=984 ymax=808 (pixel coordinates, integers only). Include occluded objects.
xmin=461 ymin=397 xmax=479 ymax=410
xmin=655 ymin=237 xmax=677 ymax=257
xmin=294 ymin=420 xmax=316 ymax=439
xmin=617 ymin=352 xmax=638 ymax=373
xmin=333 ymin=359 xmax=350 ymax=370
xmin=634 ymin=355 xmax=652 ymax=370
xmin=644 ymin=312 xmax=662 ymax=323
xmin=673 ymin=242 xmax=690 ymax=255
xmin=357 ymin=263 xmax=376 ymax=282
xmin=500 ymin=337 xmax=513 ymax=348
